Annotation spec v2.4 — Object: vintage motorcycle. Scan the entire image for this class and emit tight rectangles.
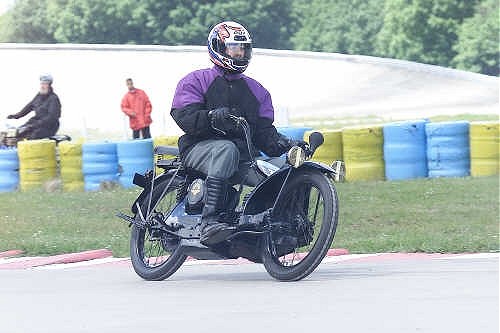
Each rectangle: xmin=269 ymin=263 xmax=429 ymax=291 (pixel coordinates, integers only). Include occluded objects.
xmin=118 ymin=116 xmax=345 ymax=281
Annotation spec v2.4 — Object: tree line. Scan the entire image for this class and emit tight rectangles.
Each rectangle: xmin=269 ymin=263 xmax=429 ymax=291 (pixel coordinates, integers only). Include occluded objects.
xmin=0 ymin=0 xmax=498 ymax=75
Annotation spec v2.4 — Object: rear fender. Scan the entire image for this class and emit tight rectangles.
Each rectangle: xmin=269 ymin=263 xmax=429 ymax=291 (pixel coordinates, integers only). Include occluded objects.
xmin=131 ymin=170 xmax=184 ymax=214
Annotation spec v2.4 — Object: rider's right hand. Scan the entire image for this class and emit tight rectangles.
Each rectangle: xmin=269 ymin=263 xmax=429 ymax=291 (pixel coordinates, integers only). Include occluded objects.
xmin=7 ymin=114 xmax=16 ymax=119
xmin=208 ymin=107 xmax=236 ymax=135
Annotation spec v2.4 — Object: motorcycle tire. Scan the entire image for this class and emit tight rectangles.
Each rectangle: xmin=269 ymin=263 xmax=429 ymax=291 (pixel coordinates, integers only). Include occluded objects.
xmin=130 ymin=175 xmax=187 ymax=281
xmin=262 ymin=169 xmax=338 ymax=281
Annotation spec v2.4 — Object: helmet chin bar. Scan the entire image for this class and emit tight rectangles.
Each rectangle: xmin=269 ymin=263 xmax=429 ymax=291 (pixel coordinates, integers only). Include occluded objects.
xmin=216 ymin=57 xmax=250 ymax=74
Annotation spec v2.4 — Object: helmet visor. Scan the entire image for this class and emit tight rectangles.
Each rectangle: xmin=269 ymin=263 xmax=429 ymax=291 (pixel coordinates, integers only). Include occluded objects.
xmin=224 ymin=42 xmax=252 ymax=62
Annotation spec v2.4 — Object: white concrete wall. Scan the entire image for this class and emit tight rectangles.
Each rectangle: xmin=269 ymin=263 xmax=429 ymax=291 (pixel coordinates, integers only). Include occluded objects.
xmin=0 ymin=44 xmax=497 ymax=139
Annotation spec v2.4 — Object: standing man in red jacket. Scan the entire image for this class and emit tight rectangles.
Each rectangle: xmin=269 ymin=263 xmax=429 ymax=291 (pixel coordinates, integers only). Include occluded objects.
xmin=121 ymin=78 xmax=152 ymax=139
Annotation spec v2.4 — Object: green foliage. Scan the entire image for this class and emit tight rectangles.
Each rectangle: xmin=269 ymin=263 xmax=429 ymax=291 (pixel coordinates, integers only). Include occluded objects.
xmin=0 ymin=0 xmax=296 ymax=48
xmin=0 ymin=0 xmax=498 ymax=75
xmin=47 ymin=0 xmax=151 ymax=44
xmin=375 ymin=0 xmax=478 ymax=67
xmin=160 ymin=0 xmax=297 ymax=49
xmin=0 ymin=0 xmax=56 ymax=43
xmin=453 ymin=0 xmax=499 ymax=76
xmin=0 ymin=14 xmax=6 ymax=41
xmin=291 ymin=0 xmax=384 ymax=55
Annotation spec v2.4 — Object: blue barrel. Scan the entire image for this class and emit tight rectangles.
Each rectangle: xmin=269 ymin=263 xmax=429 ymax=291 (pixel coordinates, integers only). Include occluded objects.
xmin=116 ymin=139 xmax=154 ymax=188
xmin=0 ymin=148 xmax=19 ymax=192
xmin=383 ymin=120 xmax=428 ymax=180
xmin=277 ymin=127 xmax=313 ymax=140
xmin=425 ymin=121 xmax=470 ymax=178
xmin=82 ymin=142 xmax=118 ymax=191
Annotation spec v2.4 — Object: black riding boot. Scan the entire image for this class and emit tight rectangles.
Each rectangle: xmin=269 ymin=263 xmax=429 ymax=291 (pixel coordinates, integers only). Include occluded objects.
xmin=200 ymin=177 xmax=236 ymax=246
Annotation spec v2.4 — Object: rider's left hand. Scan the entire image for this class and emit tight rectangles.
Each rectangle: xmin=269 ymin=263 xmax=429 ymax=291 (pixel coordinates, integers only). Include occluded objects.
xmin=7 ymin=114 xmax=16 ymax=119
xmin=17 ymin=125 xmax=32 ymax=136
xmin=290 ymin=139 xmax=308 ymax=149
xmin=289 ymin=139 xmax=313 ymax=156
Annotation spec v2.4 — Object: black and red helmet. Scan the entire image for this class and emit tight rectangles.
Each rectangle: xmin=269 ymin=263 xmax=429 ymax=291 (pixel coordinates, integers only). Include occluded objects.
xmin=208 ymin=21 xmax=253 ymax=73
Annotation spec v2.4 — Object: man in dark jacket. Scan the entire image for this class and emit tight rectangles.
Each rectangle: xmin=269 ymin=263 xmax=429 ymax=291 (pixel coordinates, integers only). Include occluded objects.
xmin=8 ymin=74 xmax=61 ymax=140
xmin=171 ymin=21 xmax=299 ymax=245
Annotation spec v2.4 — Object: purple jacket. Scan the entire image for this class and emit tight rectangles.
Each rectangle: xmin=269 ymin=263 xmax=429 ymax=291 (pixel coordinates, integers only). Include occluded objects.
xmin=171 ymin=66 xmax=287 ymax=159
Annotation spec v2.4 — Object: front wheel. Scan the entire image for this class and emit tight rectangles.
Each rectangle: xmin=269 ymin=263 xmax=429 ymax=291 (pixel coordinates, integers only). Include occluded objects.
xmin=130 ymin=176 xmax=187 ymax=281
xmin=262 ymin=169 xmax=339 ymax=281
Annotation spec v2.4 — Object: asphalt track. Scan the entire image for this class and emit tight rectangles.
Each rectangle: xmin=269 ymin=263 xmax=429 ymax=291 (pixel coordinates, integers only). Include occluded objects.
xmin=0 ymin=254 xmax=497 ymax=333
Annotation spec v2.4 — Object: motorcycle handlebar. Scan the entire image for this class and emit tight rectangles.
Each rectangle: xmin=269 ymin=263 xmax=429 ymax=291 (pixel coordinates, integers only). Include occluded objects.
xmin=227 ymin=114 xmax=315 ymax=159
xmin=227 ymin=114 xmax=247 ymax=126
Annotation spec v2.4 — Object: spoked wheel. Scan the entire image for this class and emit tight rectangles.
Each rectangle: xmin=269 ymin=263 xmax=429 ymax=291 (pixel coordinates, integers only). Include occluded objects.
xmin=130 ymin=176 xmax=187 ymax=281
xmin=262 ymin=169 xmax=338 ymax=281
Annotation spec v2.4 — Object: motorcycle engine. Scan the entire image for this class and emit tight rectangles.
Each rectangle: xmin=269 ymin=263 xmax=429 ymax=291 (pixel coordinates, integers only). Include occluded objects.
xmin=185 ymin=178 xmax=205 ymax=215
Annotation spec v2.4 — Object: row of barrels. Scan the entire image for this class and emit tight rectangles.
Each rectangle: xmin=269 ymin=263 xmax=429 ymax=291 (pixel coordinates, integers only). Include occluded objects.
xmin=80 ymin=140 xmax=156 ymax=191
xmin=0 ymin=121 xmax=498 ymax=191
xmin=0 ymin=139 xmax=160 ymax=192
xmin=290 ymin=121 xmax=498 ymax=181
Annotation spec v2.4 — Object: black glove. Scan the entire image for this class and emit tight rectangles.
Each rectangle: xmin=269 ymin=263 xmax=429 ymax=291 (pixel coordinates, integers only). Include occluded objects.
xmin=277 ymin=133 xmax=307 ymax=150
xmin=290 ymin=139 xmax=312 ymax=156
xmin=7 ymin=114 xmax=17 ymax=119
xmin=290 ymin=139 xmax=308 ymax=149
xmin=208 ymin=107 xmax=236 ymax=135
xmin=17 ymin=125 xmax=32 ymax=136
xmin=277 ymin=134 xmax=311 ymax=155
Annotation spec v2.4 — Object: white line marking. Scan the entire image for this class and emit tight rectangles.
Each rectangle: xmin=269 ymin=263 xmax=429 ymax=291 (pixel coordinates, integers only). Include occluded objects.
xmin=436 ymin=253 xmax=499 ymax=260
xmin=8 ymin=253 xmax=498 ymax=271
xmin=33 ymin=257 xmax=127 ymax=270
xmin=0 ymin=257 xmax=39 ymax=265
xmin=322 ymin=253 xmax=379 ymax=264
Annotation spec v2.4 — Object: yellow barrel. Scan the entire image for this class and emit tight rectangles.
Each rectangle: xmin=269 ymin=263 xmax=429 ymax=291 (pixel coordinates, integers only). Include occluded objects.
xmin=153 ymin=136 xmax=179 ymax=174
xmin=304 ymin=129 xmax=343 ymax=165
xmin=63 ymin=181 xmax=85 ymax=191
xmin=154 ymin=136 xmax=179 ymax=147
xmin=342 ymin=125 xmax=385 ymax=181
xmin=59 ymin=141 xmax=84 ymax=191
xmin=17 ymin=140 xmax=57 ymax=190
xmin=470 ymin=121 xmax=499 ymax=176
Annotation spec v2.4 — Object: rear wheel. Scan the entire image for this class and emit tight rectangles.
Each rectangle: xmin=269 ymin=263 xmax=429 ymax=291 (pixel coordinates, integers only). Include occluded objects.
xmin=262 ymin=169 xmax=338 ymax=281
xmin=130 ymin=176 xmax=187 ymax=281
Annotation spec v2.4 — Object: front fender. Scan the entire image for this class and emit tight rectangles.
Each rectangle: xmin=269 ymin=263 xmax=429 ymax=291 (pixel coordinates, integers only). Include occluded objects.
xmin=242 ymin=166 xmax=291 ymax=215
xmin=302 ymin=160 xmax=336 ymax=174
xmin=242 ymin=161 xmax=336 ymax=215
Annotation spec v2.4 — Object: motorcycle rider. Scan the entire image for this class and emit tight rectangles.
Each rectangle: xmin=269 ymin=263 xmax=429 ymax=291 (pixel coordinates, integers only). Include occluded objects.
xmin=7 ymin=74 xmax=61 ymax=140
xmin=171 ymin=21 xmax=303 ymax=245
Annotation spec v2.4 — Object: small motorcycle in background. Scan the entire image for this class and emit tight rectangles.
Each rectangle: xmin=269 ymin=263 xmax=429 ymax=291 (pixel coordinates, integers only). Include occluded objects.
xmin=0 ymin=121 xmax=71 ymax=148
xmin=0 ymin=122 xmax=19 ymax=148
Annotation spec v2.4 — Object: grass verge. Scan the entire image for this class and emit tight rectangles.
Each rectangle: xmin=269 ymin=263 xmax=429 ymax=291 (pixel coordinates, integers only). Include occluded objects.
xmin=0 ymin=176 xmax=498 ymax=257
